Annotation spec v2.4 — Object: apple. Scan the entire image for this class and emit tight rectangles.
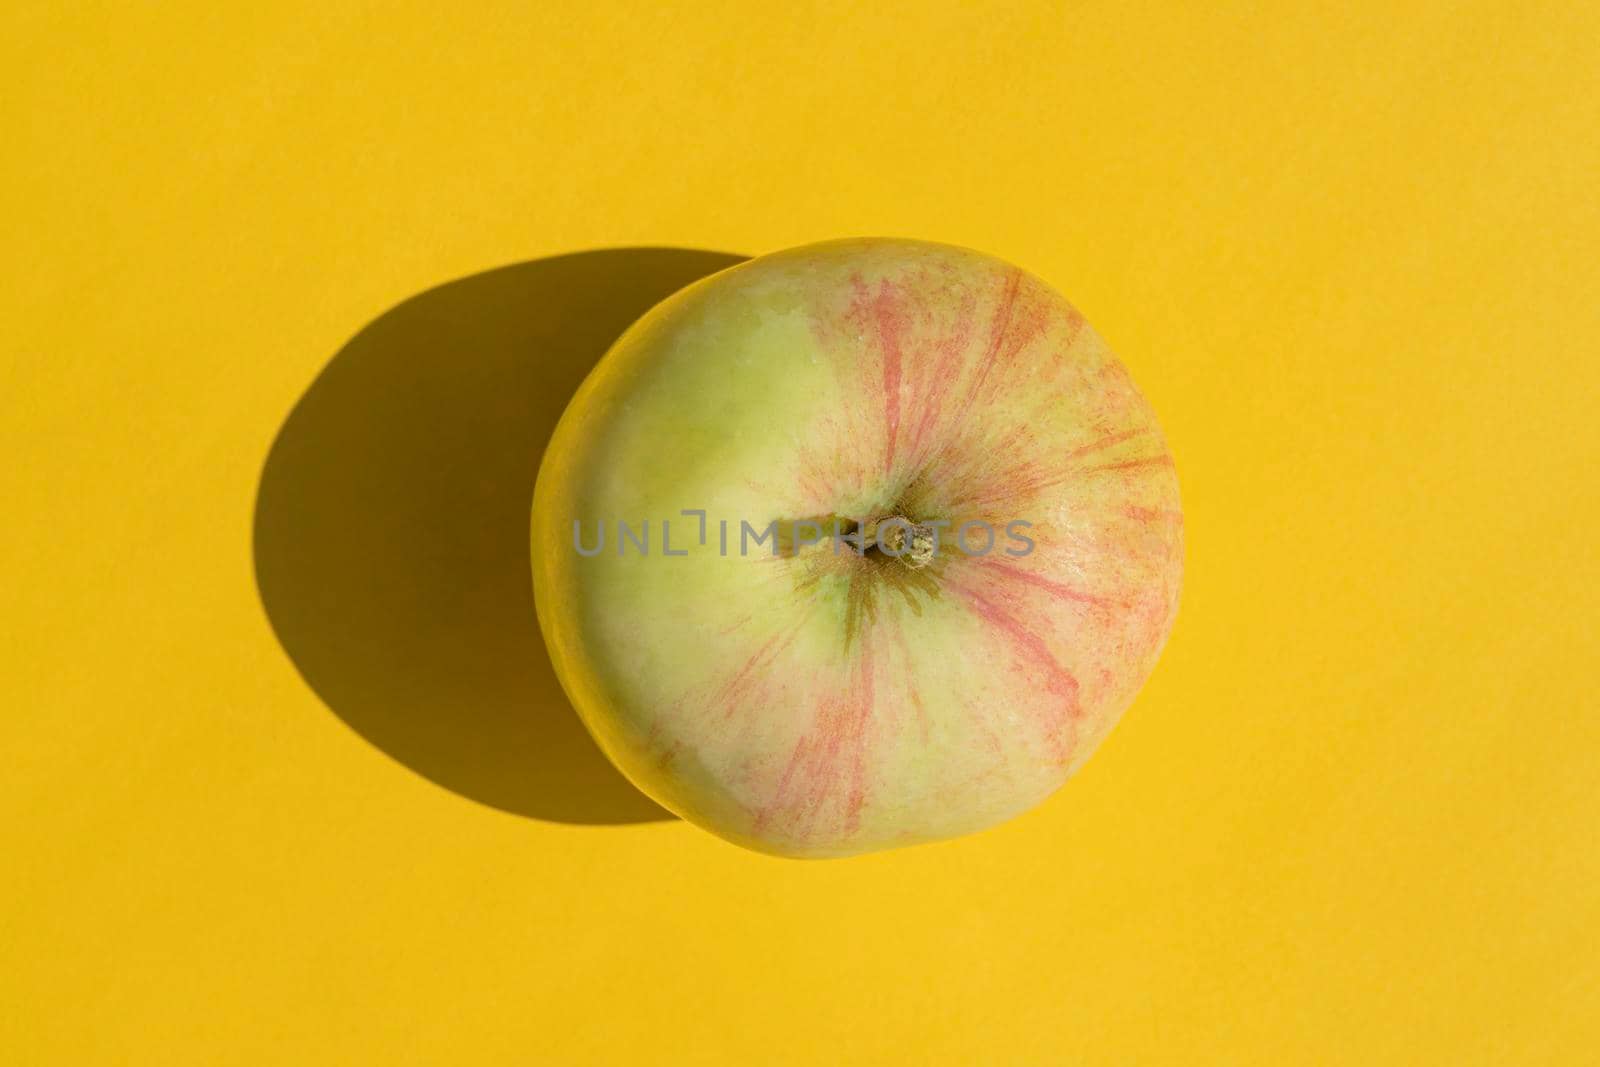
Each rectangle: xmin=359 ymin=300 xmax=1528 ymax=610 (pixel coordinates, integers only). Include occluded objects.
xmin=532 ymin=238 xmax=1182 ymax=857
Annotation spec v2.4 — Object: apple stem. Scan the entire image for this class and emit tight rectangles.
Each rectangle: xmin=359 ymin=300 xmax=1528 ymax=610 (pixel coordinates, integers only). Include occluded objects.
xmin=862 ymin=516 xmax=937 ymax=569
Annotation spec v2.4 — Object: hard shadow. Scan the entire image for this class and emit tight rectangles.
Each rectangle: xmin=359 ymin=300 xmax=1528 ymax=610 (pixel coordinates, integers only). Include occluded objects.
xmin=253 ymin=247 xmax=747 ymax=823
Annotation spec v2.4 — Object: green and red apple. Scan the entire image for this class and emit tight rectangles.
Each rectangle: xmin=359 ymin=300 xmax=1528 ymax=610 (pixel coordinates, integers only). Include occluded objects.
xmin=532 ymin=238 xmax=1182 ymax=857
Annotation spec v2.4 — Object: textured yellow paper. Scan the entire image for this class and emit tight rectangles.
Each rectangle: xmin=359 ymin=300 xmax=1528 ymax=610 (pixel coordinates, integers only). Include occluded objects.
xmin=4 ymin=3 xmax=1596 ymax=1063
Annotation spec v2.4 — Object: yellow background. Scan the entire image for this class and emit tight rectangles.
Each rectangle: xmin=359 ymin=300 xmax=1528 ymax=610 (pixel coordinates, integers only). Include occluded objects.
xmin=5 ymin=2 xmax=1597 ymax=1062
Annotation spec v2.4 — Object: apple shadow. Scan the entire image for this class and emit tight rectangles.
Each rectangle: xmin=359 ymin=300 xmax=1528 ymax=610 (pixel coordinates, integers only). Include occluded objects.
xmin=253 ymin=248 xmax=747 ymax=824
